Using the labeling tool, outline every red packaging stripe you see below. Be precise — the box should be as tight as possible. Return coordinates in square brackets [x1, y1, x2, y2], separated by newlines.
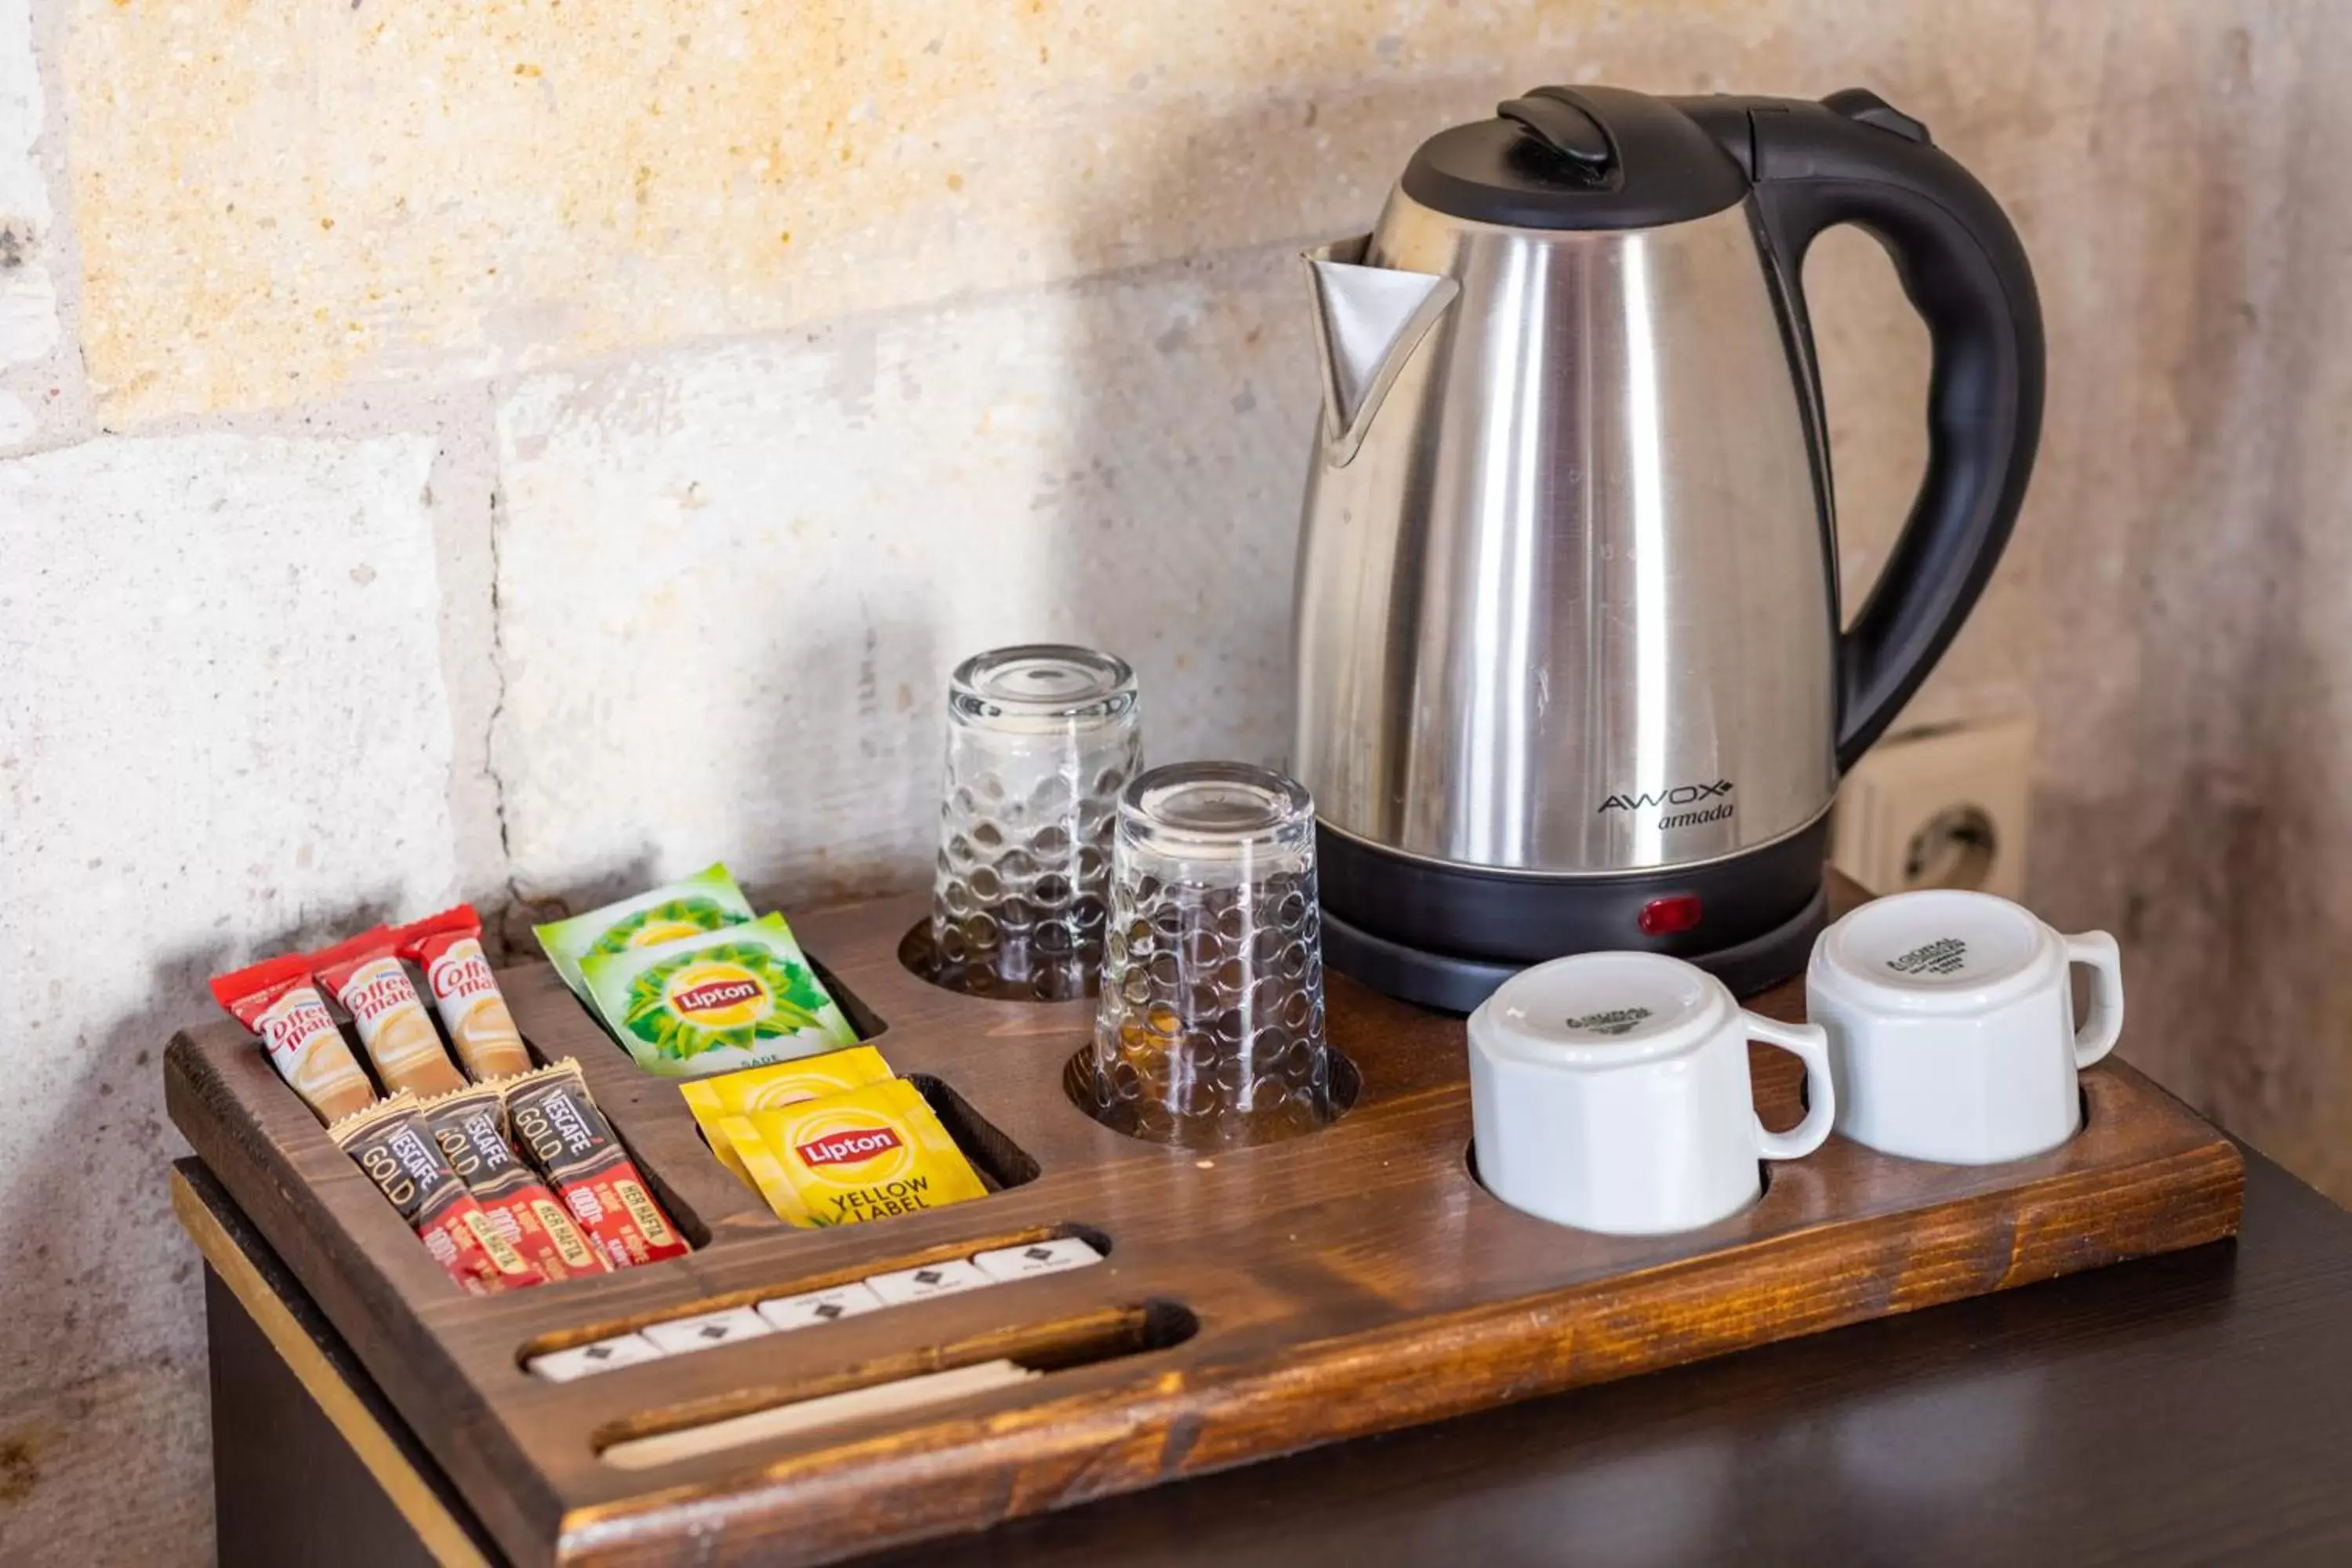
[504, 1061, 688, 1269]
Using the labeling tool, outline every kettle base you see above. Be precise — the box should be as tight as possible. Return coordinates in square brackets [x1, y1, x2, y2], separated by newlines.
[1320, 884, 1828, 1014]
[1313, 815, 1834, 1013]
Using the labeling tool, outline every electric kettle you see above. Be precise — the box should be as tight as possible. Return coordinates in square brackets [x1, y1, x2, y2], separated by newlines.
[1292, 85, 2042, 1009]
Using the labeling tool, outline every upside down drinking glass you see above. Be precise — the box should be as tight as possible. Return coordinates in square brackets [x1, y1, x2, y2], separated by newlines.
[1080, 762, 1334, 1147]
[929, 645, 1142, 1000]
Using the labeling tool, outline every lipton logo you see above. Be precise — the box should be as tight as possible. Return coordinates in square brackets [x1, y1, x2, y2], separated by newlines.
[673, 978, 764, 1014]
[795, 1126, 902, 1167]
[1598, 780, 1734, 813]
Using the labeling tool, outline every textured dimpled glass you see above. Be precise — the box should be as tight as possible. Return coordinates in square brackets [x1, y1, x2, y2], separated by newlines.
[929, 645, 1142, 1000]
[1080, 762, 1334, 1148]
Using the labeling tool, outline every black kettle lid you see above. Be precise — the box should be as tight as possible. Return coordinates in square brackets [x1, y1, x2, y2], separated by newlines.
[1402, 85, 1750, 230]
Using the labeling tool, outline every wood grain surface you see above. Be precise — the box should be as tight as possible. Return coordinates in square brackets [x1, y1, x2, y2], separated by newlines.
[165, 876, 2244, 1567]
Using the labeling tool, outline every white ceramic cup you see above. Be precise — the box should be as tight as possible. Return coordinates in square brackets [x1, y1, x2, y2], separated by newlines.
[1467, 951, 1837, 1236]
[1806, 889, 2124, 1165]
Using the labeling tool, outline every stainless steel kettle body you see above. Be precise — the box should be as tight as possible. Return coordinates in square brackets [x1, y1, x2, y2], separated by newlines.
[1293, 86, 2043, 1008]
[1298, 195, 1838, 875]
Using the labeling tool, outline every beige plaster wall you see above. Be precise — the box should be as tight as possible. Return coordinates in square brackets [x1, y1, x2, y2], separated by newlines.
[3, 0, 2347, 1558]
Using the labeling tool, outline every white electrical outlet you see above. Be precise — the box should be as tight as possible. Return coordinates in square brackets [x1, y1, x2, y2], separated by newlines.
[1831, 717, 2034, 898]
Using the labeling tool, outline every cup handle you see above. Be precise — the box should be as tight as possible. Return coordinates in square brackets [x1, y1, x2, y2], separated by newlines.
[2063, 930, 2125, 1069]
[1744, 1014, 1838, 1161]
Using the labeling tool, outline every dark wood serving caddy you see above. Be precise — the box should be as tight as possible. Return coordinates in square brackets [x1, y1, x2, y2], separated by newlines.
[166, 874, 2244, 1567]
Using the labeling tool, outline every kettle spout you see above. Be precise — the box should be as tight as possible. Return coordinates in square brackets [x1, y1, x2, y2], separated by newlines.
[1304, 235, 1459, 465]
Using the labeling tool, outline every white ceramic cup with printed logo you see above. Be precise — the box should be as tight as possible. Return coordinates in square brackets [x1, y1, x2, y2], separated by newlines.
[1468, 951, 1837, 1236]
[1806, 890, 2124, 1165]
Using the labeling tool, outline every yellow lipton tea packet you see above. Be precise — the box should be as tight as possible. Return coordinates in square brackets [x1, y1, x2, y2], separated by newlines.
[723, 1080, 988, 1229]
[680, 1047, 895, 1185]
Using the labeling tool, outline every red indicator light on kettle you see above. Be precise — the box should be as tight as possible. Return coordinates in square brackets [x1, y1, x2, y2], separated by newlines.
[1639, 895, 1703, 937]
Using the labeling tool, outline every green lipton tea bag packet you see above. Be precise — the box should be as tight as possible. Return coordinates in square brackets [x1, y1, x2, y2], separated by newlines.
[580, 913, 858, 1079]
[534, 862, 755, 1002]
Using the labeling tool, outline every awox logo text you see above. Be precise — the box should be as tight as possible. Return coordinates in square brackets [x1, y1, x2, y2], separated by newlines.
[1595, 780, 1735, 813]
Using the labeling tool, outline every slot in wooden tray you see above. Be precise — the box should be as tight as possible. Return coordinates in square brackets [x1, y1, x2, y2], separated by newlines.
[165, 875, 2242, 1566]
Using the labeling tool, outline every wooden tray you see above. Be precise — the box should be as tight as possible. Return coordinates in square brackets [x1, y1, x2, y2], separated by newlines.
[166, 876, 2243, 1567]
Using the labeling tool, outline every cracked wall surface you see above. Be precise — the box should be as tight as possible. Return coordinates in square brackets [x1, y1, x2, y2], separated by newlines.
[9, 0, 2352, 1559]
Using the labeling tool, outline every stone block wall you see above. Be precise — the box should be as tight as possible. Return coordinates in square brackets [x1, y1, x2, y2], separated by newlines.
[5, 1, 2348, 1556]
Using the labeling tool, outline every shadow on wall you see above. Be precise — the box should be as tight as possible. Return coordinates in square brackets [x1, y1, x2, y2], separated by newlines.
[498, 849, 663, 956]
[0, 892, 409, 1555]
[499, 607, 937, 946]
[1029, 82, 1445, 789]
[478, 70, 1519, 923]
[709, 91, 1357, 909]
[729, 607, 941, 916]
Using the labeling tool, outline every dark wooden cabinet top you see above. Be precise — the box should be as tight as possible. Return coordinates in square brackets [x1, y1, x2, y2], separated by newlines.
[871, 1147, 2352, 1568]
[187, 1142, 2352, 1566]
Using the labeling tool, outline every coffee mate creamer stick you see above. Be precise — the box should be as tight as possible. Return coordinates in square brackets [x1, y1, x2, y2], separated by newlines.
[210, 952, 380, 1123]
[397, 906, 532, 1082]
[317, 928, 468, 1098]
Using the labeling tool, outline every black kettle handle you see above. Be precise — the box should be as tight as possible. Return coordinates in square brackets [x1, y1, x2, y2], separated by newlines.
[1688, 89, 2045, 771]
